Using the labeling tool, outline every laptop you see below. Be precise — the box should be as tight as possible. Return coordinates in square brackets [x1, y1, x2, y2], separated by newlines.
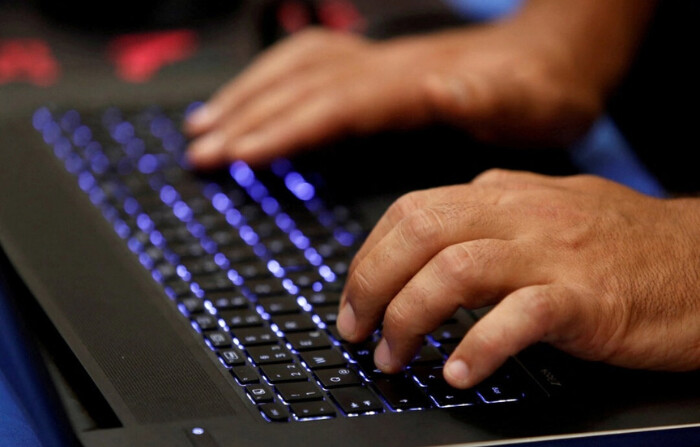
[0, 100, 699, 447]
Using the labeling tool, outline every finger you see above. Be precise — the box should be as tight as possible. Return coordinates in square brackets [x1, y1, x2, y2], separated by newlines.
[443, 284, 578, 389]
[339, 202, 520, 343]
[185, 29, 359, 135]
[471, 168, 564, 189]
[348, 182, 501, 278]
[187, 70, 337, 168]
[210, 70, 415, 166]
[373, 239, 542, 373]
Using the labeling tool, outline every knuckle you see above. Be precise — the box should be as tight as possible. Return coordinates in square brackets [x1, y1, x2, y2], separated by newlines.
[398, 207, 445, 247]
[383, 298, 415, 333]
[387, 191, 427, 223]
[472, 168, 513, 184]
[348, 263, 375, 300]
[433, 242, 485, 285]
[518, 288, 555, 329]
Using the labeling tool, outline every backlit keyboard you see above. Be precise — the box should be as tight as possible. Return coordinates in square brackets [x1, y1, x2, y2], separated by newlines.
[32, 104, 536, 422]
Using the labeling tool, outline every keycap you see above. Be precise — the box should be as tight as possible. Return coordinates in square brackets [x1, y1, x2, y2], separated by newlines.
[221, 309, 264, 328]
[286, 330, 332, 351]
[299, 348, 347, 369]
[259, 402, 289, 422]
[476, 382, 522, 403]
[232, 326, 278, 346]
[246, 384, 274, 403]
[276, 381, 325, 402]
[431, 323, 470, 343]
[312, 305, 338, 324]
[315, 367, 362, 388]
[428, 384, 480, 408]
[209, 295, 249, 310]
[206, 331, 232, 348]
[179, 297, 205, 314]
[261, 363, 308, 383]
[193, 314, 220, 331]
[305, 291, 340, 306]
[272, 314, 317, 332]
[245, 279, 287, 297]
[218, 347, 246, 366]
[329, 387, 383, 414]
[247, 344, 293, 364]
[412, 345, 444, 364]
[231, 366, 259, 384]
[195, 273, 237, 292]
[259, 296, 302, 315]
[372, 375, 432, 410]
[290, 401, 336, 419]
[165, 279, 191, 297]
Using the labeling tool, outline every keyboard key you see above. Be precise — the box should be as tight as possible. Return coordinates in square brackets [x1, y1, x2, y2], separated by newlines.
[245, 279, 287, 297]
[315, 367, 362, 388]
[299, 348, 347, 369]
[205, 331, 232, 348]
[312, 305, 338, 324]
[305, 291, 340, 306]
[276, 381, 325, 402]
[246, 384, 274, 403]
[231, 366, 259, 384]
[412, 345, 444, 364]
[179, 297, 205, 314]
[209, 295, 249, 310]
[428, 384, 480, 408]
[259, 402, 289, 422]
[195, 273, 237, 292]
[221, 309, 264, 328]
[329, 387, 383, 415]
[373, 375, 432, 411]
[247, 344, 293, 364]
[232, 326, 278, 346]
[193, 314, 220, 331]
[218, 347, 246, 366]
[476, 382, 522, 403]
[260, 363, 308, 383]
[259, 296, 302, 315]
[286, 330, 332, 351]
[431, 322, 470, 343]
[290, 401, 336, 419]
[272, 314, 317, 332]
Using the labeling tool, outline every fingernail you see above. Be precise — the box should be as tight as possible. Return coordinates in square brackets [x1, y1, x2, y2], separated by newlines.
[374, 338, 391, 370]
[186, 104, 215, 127]
[444, 359, 470, 386]
[189, 131, 226, 160]
[336, 300, 356, 340]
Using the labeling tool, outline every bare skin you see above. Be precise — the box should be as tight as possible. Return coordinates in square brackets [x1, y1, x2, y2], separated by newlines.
[179, 1, 700, 389]
[185, 1, 656, 168]
[336, 169, 700, 388]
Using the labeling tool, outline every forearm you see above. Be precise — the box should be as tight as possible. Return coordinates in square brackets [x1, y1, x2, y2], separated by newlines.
[508, 0, 659, 97]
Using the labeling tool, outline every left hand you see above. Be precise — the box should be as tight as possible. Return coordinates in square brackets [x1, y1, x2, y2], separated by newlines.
[336, 169, 700, 388]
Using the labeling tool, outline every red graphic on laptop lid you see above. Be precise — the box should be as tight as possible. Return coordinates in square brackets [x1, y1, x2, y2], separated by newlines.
[108, 30, 197, 83]
[0, 39, 60, 87]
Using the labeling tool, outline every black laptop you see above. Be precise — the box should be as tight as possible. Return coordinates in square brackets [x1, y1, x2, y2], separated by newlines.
[0, 100, 699, 447]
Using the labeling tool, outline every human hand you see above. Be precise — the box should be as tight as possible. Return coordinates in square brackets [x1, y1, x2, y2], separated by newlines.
[185, 19, 604, 168]
[336, 169, 700, 389]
